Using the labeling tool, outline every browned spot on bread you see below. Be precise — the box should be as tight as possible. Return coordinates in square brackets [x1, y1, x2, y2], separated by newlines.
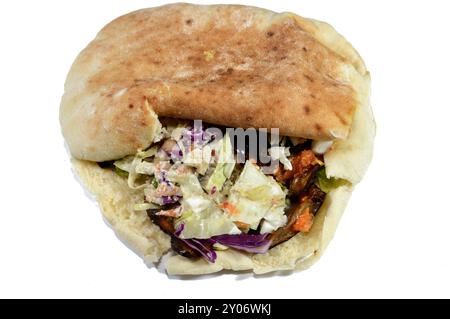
[128, 104, 134, 109]
[303, 105, 310, 114]
[266, 31, 274, 37]
[185, 19, 193, 25]
[304, 74, 314, 82]
[315, 123, 322, 132]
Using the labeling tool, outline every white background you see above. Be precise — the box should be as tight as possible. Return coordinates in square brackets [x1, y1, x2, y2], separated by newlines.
[1, 0, 449, 298]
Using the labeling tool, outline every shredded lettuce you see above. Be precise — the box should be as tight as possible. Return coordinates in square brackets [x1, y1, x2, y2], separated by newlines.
[135, 161, 155, 175]
[114, 166, 129, 178]
[151, 177, 158, 189]
[315, 167, 347, 193]
[167, 171, 204, 195]
[115, 146, 158, 189]
[136, 147, 158, 159]
[173, 125, 213, 175]
[205, 168, 226, 194]
[227, 161, 287, 232]
[171, 126, 188, 142]
[113, 156, 134, 172]
[204, 133, 235, 193]
[168, 172, 240, 239]
[260, 206, 287, 234]
[176, 208, 241, 239]
[182, 145, 212, 175]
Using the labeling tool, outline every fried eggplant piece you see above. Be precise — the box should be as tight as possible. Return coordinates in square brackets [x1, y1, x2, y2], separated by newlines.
[269, 185, 326, 247]
[147, 209, 201, 258]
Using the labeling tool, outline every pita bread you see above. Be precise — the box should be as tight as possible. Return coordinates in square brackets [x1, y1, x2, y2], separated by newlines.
[60, 3, 366, 162]
[63, 3, 375, 275]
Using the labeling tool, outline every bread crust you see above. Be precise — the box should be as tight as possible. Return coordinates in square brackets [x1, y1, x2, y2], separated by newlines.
[60, 3, 366, 162]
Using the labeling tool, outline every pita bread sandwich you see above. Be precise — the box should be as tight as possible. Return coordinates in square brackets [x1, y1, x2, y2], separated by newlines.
[60, 3, 375, 275]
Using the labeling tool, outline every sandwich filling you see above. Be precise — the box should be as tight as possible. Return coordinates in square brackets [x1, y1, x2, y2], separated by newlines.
[97, 119, 347, 262]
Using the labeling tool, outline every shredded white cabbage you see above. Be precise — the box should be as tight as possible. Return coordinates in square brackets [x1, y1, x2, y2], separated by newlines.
[227, 161, 287, 231]
[204, 133, 235, 193]
[135, 161, 155, 175]
[111, 122, 297, 238]
[176, 209, 241, 239]
[269, 146, 292, 170]
[182, 145, 212, 175]
[171, 126, 187, 142]
[115, 146, 158, 189]
[168, 172, 240, 239]
[136, 147, 157, 159]
[260, 207, 288, 233]
[113, 156, 134, 172]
